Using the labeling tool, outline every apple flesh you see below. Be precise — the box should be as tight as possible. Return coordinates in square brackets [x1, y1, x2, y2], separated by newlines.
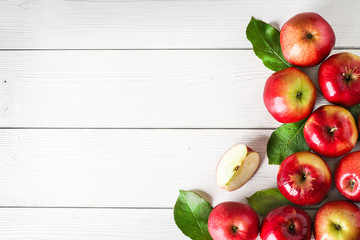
[319, 52, 360, 107]
[208, 202, 259, 240]
[280, 12, 335, 67]
[314, 200, 360, 240]
[303, 105, 358, 158]
[335, 151, 360, 202]
[277, 151, 331, 206]
[260, 205, 312, 240]
[216, 144, 260, 191]
[263, 67, 316, 123]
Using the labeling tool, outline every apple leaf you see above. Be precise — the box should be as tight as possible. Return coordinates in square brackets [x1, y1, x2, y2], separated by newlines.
[267, 118, 309, 165]
[246, 17, 292, 71]
[246, 188, 293, 216]
[347, 104, 360, 125]
[174, 190, 213, 240]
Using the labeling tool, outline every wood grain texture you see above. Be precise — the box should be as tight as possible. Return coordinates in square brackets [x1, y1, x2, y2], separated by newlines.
[0, 208, 185, 240]
[0, 207, 320, 240]
[0, 128, 276, 207]
[1, 1, 360, 239]
[0, 0, 359, 49]
[0, 49, 344, 128]
[0, 128, 356, 208]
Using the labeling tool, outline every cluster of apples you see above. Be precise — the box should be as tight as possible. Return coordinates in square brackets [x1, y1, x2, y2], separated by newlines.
[211, 12, 360, 240]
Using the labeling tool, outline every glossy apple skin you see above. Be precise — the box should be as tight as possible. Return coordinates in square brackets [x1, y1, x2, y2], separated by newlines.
[314, 201, 360, 240]
[280, 12, 335, 67]
[277, 151, 331, 206]
[304, 105, 358, 158]
[263, 67, 316, 123]
[319, 52, 360, 107]
[260, 205, 312, 240]
[208, 202, 259, 240]
[335, 151, 360, 202]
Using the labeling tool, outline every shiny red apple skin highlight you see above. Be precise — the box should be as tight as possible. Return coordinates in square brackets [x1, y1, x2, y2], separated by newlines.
[303, 105, 358, 158]
[277, 152, 331, 206]
[280, 12, 335, 67]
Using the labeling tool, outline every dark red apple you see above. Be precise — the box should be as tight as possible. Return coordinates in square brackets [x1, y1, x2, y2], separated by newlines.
[277, 151, 331, 206]
[314, 201, 360, 240]
[208, 202, 259, 240]
[303, 105, 358, 158]
[335, 151, 360, 202]
[260, 205, 312, 240]
[263, 67, 316, 123]
[280, 12, 335, 67]
[319, 52, 360, 107]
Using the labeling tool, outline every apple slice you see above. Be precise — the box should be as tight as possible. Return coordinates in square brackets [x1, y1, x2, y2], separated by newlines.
[216, 144, 260, 191]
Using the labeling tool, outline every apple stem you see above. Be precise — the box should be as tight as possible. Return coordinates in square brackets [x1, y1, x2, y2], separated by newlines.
[350, 179, 356, 190]
[288, 224, 295, 232]
[329, 127, 337, 133]
[302, 172, 308, 181]
[335, 224, 341, 231]
[342, 72, 355, 83]
[296, 91, 302, 100]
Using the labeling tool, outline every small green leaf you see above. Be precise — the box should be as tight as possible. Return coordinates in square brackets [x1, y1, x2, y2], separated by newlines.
[246, 17, 292, 71]
[347, 104, 360, 124]
[267, 118, 309, 165]
[347, 104, 360, 141]
[246, 188, 293, 216]
[174, 190, 213, 240]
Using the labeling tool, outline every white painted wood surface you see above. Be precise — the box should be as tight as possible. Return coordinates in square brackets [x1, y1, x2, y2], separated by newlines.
[0, 0, 360, 49]
[0, 129, 278, 207]
[0, 0, 360, 239]
[1, 49, 345, 128]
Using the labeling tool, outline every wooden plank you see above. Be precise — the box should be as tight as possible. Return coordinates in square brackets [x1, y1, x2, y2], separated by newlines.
[0, 208, 319, 240]
[0, 0, 359, 49]
[0, 128, 356, 208]
[0, 128, 276, 207]
[0, 49, 342, 128]
[0, 208, 185, 240]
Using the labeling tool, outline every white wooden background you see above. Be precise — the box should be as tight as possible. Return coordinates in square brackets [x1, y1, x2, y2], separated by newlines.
[1, 0, 360, 239]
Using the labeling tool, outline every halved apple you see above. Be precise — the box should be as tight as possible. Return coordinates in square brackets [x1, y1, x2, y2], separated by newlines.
[216, 144, 260, 191]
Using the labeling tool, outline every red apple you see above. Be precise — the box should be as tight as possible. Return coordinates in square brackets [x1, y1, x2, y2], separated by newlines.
[260, 205, 312, 240]
[335, 151, 360, 202]
[216, 144, 260, 191]
[319, 52, 360, 107]
[314, 200, 360, 240]
[263, 67, 316, 123]
[208, 202, 259, 240]
[303, 105, 358, 158]
[280, 12, 335, 67]
[277, 151, 331, 206]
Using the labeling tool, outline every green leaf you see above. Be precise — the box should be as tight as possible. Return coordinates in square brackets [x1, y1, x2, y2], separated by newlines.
[174, 190, 213, 240]
[246, 17, 292, 71]
[246, 188, 293, 216]
[267, 118, 309, 165]
[347, 104, 360, 141]
[347, 104, 360, 124]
